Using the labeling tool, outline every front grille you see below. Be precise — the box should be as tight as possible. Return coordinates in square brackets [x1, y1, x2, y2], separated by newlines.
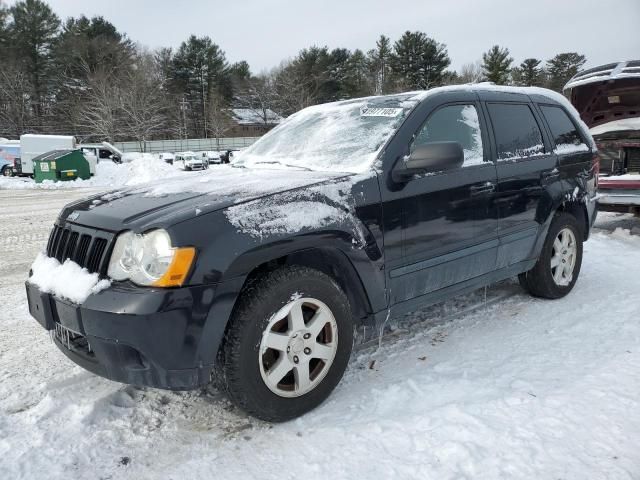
[46, 225, 111, 275]
[626, 147, 640, 173]
[598, 147, 623, 175]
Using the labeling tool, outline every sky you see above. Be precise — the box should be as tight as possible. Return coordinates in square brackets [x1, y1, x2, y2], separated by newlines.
[31, 0, 640, 74]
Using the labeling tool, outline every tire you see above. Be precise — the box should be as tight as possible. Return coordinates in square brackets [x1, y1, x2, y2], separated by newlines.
[2, 166, 13, 177]
[519, 212, 583, 299]
[217, 265, 353, 422]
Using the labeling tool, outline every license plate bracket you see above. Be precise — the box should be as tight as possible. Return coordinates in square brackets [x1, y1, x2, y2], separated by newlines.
[25, 282, 54, 330]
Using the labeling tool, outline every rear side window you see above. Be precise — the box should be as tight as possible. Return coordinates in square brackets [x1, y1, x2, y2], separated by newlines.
[487, 103, 544, 161]
[539, 105, 584, 147]
[413, 104, 484, 167]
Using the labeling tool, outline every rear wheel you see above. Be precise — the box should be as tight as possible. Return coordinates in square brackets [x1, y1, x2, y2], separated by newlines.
[217, 266, 353, 422]
[519, 212, 583, 299]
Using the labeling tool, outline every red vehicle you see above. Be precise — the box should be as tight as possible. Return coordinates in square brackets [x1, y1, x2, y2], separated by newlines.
[564, 60, 640, 215]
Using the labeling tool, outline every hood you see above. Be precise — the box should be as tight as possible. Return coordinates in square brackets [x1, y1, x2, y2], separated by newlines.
[569, 76, 640, 132]
[60, 165, 347, 232]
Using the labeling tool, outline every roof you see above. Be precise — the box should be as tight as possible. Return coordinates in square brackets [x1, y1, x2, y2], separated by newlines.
[32, 150, 76, 161]
[231, 108, 283, 125]
[564, 60, 640, 91]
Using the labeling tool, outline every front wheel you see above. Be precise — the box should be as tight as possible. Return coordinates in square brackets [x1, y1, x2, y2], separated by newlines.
[217, 266, 353, 422]
[2, 166, 13, 177]
[519, 212, 583, 299]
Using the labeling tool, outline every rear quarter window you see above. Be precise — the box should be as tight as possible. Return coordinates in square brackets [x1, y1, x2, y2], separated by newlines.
[487, 103, 544, 161]
[539, 105, 585, 148]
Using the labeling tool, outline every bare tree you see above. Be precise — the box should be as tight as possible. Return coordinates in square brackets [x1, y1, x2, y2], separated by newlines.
[120, 53, 166, 151]
[271, 61, 314, 116]
[206, 90, 232, 148]
[235, 75, 279, 125]
[458, 61, 484, 84]
[80, 68, 124, 141]
[0, 64, 33, 137]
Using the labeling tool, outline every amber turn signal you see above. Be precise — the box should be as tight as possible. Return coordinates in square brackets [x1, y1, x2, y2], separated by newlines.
[152, 247, 196, 287]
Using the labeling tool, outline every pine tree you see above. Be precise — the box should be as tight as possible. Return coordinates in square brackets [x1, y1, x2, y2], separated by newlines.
[8, 0, 60, 120]
[519, 58, 543, 86]
[53, 15, 134, 78]
[546, 52, 586, 92]
[168, 35, 229, 137]
[391, 31, 450, 90]
[344, 49, 370, 97]
[369, 35, 392, 94]
[0, 1, 9, 52]
[482, 45, 512, 85]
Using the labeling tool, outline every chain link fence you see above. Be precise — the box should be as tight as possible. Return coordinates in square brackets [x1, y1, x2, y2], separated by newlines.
[113, 136, 260, 153]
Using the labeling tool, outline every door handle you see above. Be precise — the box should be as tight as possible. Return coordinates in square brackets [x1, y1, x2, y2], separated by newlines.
[470, 181, 495, 196]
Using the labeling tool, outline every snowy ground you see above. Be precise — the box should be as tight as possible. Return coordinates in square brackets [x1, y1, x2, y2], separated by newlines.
[1, 188, 639, 479]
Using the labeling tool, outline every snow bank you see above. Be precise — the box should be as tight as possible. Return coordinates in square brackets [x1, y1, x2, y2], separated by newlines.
[0, 155, 180, 191]
[28, 252, 111, 304]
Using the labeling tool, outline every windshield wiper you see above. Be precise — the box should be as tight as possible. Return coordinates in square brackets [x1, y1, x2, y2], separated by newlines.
[252, 160, 313, 171]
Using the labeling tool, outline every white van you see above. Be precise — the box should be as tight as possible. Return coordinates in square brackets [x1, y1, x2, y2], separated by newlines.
[18, 135, 76, 176]
[175, 152, 207, 171]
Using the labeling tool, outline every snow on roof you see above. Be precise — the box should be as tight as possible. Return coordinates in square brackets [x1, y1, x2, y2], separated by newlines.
[564, 60, 640, 91]
[590, 117, 640, 136]
[231, 108, 283, 125]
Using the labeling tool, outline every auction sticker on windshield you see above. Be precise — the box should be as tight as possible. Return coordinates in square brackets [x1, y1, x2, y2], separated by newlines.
[360, 107, 404, 117]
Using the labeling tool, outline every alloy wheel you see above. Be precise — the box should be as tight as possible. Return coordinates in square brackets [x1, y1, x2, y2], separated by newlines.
[551, 227, 577, 286]
[259, 297, 338, 398]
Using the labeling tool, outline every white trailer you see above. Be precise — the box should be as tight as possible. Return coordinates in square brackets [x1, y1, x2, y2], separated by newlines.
[18, 134, 76, 176]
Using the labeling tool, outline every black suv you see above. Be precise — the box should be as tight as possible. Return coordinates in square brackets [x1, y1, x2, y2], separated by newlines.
[26, 86, 598, 421]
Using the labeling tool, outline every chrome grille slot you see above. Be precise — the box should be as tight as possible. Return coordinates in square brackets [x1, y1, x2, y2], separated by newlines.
[44, 225, 112, 275]
[86, 238, 107, 274]
[74, 234, 91, 265]
[55, 229, 69, 262]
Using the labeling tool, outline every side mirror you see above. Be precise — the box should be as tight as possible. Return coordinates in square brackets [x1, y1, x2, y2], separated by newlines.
[393, 141, 464, 182]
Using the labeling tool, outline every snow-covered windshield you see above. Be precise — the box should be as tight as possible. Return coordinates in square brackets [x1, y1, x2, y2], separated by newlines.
[235, 93, 424, 173]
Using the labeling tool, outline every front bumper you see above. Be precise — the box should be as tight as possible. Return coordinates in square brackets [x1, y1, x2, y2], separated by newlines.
[597, 178, 640, 212]
[25, 279, 235, 390]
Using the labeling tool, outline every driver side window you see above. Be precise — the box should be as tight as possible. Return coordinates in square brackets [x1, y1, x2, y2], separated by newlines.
[413, 104, 485, 167]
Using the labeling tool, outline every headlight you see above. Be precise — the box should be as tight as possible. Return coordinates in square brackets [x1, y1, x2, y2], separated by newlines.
[107, 229, 195, 287]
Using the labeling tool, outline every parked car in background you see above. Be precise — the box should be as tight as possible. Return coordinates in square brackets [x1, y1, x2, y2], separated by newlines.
[200, 151, 223, 164]
[0, 140, 20, 176]
[220, 149, 236, 163]
[26, 85, 597, 422]
[1, 158, 14, 177]
[79, 142, 123, 164]
[175, 151, 207, 170]
[159, 152, 175, 165]
[565, 60, 640, 215]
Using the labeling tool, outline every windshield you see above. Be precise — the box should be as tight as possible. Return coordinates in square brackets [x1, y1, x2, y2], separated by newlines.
[235, 92, 425, 173]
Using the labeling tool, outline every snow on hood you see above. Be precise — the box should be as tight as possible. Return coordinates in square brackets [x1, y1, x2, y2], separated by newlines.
[28, 252, 111, 304]
[65, 165, 348, 231]
[122, 164, 342, 199]
[225, 172, 373, 244]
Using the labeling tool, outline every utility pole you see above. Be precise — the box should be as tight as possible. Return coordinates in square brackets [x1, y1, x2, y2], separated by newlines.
[179, 97, 188, 140]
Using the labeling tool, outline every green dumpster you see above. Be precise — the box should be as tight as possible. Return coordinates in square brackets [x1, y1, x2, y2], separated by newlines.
[33, 150, 90, 183]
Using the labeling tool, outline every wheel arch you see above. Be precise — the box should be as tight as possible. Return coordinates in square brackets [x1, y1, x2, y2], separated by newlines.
[233, 246, 376, 326]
